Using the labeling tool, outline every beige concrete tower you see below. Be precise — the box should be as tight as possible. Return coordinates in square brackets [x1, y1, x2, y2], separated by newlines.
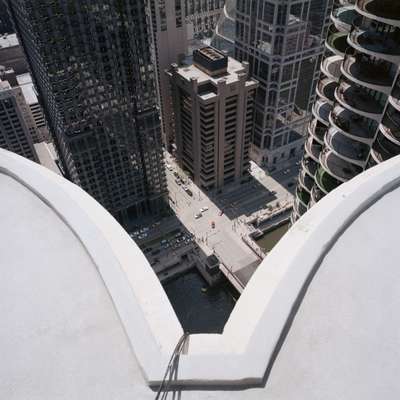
[167, 47, 258, 190]
[147, 0, 188, 150]
[0, 79, 38, 162]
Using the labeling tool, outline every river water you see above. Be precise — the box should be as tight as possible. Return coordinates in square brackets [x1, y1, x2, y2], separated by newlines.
[163, 270, 237, 333]
[255, 222, 290, 253]
[163, 223, 290, 333]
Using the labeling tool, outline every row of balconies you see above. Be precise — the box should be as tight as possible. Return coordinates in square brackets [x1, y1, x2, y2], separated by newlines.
[325, 127, 370, 166]
[329, 105, 376, 143]
[298, 170, 314, 193]
[331, 5, 358, 32]
[335, 80, 385, 120]
[341, 52, 395, 94]
[356, 0, 400, 27]
[293, 0, 400, 223]
[349, 23, 400, 64]
[314, 165, 342, 194]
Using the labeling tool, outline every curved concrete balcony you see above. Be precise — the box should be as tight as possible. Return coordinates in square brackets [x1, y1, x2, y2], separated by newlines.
[310, 185, 326, 204]
[356, 0, 400, 28]
[371, 131, 400, 163]
[369, 148, 380, 164]
[320, 149, 363, 182]
[335, 81, 384, 120]
[302, 156, 318, 178]
[315, 166, 341, 194]
[330, 105, 377, 143]
[316, 78, 337, 104]
[305, 136, 324, 163]
[379, 122, 400, 147]
[298, 170, 315, 193]
[312, 98, 332, 126]
[326, 29, 349, 56]
[391, 81, 400, 104]
[366, 153, 379, 168]
[296, 186, 311, 208]
[290, 211, 299, 224]
[341, 53, 395, 94]
[348, 26, 400, 64]
[308, 119, 327, 145]
[331, 6, 358, 33]
[325, 127, 370, 166]
[380, 105, 400, 144]
[293, 195, 308, 217]
[388, 92, 400, 112]
[321, 55, 343, 82]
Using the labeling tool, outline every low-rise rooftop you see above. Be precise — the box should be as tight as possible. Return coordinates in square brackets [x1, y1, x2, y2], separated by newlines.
[174, 52, 251, 86]
[0, 33, 19, 49]
[16, 73, 38, 105]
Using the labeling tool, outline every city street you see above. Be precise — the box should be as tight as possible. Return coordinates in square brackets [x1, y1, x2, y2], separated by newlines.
[165, 152, 298, 290]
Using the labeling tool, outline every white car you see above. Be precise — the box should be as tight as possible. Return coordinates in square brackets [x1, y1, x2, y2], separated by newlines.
[194, 213, 202, 219]
[200, 206, 209, 212]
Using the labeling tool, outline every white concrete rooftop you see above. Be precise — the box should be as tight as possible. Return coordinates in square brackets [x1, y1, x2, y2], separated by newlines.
[177, 56, 250, 85]
[1, 148, 400, 399]
[33, 142, 62, 175]
[0, 33, 19, 49]
[16, 73, 38, 105]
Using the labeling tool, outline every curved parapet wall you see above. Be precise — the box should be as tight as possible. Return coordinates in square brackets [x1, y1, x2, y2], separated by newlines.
[2, 148, 400, 398]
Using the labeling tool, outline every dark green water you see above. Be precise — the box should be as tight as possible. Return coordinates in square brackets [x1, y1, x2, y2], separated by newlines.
[255, 222, 290, 253]
[163, 270, 237, 333]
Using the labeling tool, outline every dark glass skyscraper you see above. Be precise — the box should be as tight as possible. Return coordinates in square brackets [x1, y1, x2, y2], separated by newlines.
[0, 0, 13, 34]
[6, 0, 167, 224]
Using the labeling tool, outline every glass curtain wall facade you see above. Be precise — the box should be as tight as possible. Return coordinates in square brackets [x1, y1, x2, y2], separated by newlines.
[185, 0, 225, 39]
[235, 0, 334, 168]
[211, 0, 236, 56]
[7, 0, 167, 225]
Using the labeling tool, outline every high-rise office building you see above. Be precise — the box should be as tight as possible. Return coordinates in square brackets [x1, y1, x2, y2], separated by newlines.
[168, 47, 258, 190]
[16, 73, 50, 143]
[148, 1, 226, 150]
[0, 79, 38, 161]
[235, 0, 334, 168]
[211, 0, 236, 56]
[0, 69, 50, 144]
[0, 0, 13, 34]
[185, 0, 225, 39]
[7, 0, 167, 224]
[292, 0, 400, 223]
[147, 0, 188, 150]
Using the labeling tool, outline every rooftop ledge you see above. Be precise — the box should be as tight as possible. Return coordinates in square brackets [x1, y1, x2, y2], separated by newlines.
[2, 148, 400, 393]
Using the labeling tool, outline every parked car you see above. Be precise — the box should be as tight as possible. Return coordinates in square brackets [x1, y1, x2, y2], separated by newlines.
[200, 206, 209, 212]
[194, 213, 202, 219]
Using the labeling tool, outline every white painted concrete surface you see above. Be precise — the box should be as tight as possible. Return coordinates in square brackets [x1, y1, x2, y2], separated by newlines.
[2, 148, 400, 399]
